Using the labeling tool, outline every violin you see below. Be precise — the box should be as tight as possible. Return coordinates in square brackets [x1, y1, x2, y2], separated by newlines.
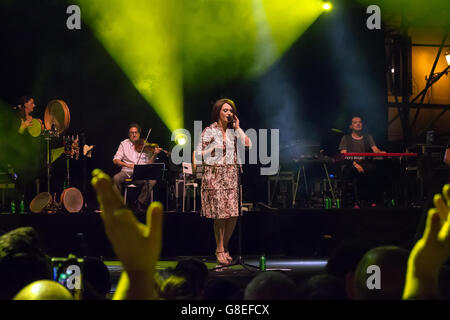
[133, 139, 170, 155]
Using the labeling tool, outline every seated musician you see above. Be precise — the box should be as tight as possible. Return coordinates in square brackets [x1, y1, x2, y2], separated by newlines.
[113, 123, 162, 212]
[338, 116, 385, 207]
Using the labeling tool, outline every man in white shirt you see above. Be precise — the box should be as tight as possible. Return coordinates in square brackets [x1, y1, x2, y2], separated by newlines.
[113, 123, 161, 211]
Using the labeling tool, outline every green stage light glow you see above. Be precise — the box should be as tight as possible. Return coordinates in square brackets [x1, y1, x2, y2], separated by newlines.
[181, 0, 324, 84]
[77, 0, 183, 132]
[77, 0, 323, 129]
[0, 99, 40, 174]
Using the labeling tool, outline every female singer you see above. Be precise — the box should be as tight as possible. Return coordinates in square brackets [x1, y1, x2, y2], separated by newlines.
[196, 98, 252, 266]
[11, 96, 42, 206]
[15, 96, 38, 134]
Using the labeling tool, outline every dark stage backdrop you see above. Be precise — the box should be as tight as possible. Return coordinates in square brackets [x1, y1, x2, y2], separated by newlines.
[0, 0, 387, 208]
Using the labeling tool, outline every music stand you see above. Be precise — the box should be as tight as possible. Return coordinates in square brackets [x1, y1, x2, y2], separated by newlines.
[132, 163, 166, 181]
[124, 163, 166, 208]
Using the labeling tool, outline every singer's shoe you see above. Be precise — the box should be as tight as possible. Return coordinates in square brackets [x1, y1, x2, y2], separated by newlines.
[224, 251, 233, 263]
[215, 251, 230, 266]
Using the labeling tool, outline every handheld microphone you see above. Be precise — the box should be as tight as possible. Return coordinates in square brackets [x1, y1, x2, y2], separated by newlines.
[227, 115, 235, 128]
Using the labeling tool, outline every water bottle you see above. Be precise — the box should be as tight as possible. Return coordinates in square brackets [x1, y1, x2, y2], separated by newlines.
[10, 201, 16, 214]
[335, 198, 341, 209]
[19, 197, 25, 214]
[324, 197, 332, 209]
[322, 195, 328, 209]
[259, 254, 266, 271]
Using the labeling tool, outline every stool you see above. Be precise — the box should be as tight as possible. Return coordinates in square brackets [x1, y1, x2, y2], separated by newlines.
[123, 179, 153, 206]
[175, 179, 198, 212]
[183, 181, 198, 212]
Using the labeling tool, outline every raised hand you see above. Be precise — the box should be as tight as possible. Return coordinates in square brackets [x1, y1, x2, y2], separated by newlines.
[91, 169, 163, 299]
[403, 184, 450, 299]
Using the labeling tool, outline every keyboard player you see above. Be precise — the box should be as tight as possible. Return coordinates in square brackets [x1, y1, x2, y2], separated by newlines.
[338, 116, 385, 207]
[113, 123, 162, 212]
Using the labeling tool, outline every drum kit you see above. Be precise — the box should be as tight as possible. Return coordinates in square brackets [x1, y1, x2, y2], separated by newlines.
[28, 100, 86, 214]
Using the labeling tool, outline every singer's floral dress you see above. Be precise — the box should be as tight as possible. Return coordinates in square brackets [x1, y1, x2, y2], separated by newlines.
[197, 122, 239, 219]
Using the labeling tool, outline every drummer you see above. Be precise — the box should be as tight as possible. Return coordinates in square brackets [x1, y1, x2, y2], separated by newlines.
[11, 96, 44, 208]
[14, 96, 43, 135]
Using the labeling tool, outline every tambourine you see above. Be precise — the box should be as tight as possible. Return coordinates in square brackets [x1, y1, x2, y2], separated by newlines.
[27, 118, 43, 137]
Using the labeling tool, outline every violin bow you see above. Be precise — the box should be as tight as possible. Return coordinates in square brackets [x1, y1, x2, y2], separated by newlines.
[136, 128, 152, 165]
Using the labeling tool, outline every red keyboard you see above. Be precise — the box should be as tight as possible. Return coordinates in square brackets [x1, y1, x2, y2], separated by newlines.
[342, 153, 418, 160]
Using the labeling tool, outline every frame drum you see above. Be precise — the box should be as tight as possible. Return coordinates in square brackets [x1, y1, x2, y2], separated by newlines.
[27, 118, 42, 137]
[30, 192, 52, 213]
[44, 99, 70, 135]
[60, 187, 83, 213]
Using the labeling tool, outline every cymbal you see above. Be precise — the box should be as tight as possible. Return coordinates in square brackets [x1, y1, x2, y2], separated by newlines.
[331, 128, 344, 134]
[44, 100, 70, 134]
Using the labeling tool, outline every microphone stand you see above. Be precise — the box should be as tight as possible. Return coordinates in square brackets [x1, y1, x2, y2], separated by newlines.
[81, 133, 87, 212]
[43, 126, 60, 213]
[214, 120, 258, 272]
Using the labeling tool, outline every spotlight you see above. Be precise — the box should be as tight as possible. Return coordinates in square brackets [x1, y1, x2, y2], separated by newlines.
[175, 134, 187, 146]
[322, 2, 332, 11]
[445, 51, 450, 66]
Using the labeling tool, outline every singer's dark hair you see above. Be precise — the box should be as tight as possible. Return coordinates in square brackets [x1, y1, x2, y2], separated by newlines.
[14, 96, 33, 120]
[211, 98, 236, 123]
[128, 123, 142, 133]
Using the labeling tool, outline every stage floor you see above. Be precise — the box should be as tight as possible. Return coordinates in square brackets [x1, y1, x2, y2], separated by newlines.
[105, 256, 328, 294]
[0, 207, 423, 258]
